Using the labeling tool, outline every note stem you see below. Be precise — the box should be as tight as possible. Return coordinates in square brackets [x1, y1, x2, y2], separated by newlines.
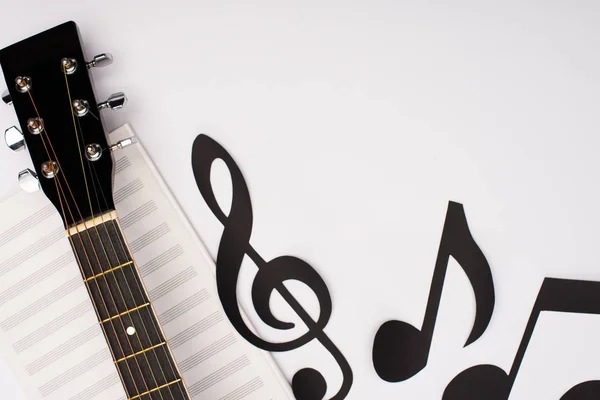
[507, 278, 600, 386]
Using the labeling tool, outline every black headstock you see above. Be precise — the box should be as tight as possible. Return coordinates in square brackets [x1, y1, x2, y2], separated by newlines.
[0, 21, 118, 228]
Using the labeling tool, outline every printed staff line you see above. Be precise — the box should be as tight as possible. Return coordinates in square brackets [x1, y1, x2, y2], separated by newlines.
[0, 205, 54, 248]
[13, 300, 91, 353]
[100, 302, 151, 324]
[69, 372, 120, 400]
[114, 342, 166, 363]
[0, 277, 81, 331]
[128, 379, 181, 400]
[83, 261, 133, 282]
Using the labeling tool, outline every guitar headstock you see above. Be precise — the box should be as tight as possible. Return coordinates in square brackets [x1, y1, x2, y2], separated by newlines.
[0, 21, 127, 228]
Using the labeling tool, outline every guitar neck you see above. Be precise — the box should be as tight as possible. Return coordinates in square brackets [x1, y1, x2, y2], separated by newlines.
[67, 212, 190, 400]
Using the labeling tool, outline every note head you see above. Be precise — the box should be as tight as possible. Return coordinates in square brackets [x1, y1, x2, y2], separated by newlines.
[443, 364, 509, 400]
[292, 368, 327, 400]
[561, 381, 600, 400]
[373, 320, 429, 382]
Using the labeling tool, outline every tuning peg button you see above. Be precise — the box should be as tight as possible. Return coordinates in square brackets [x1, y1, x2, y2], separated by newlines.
[98, 92, 127, 111]
[109, 137, 136, 151]
[18, 169, 40, 193]
[5, 126, 25, 152]
[87, 53, 113, 69]
[2, 90, 11, 105]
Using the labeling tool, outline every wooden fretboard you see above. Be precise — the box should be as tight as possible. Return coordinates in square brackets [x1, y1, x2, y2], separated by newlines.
[68, 214, 190, 400]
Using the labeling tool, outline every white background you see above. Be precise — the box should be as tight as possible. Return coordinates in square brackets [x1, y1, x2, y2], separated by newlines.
[1, 1, 600, 399]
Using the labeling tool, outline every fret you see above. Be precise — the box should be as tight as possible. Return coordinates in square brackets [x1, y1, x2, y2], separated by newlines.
[148, 381, 189, 400]
[102, 304, 165, 360]
[84, 261, 134, 282]
[101, 302, 151, 323]
[130, 379, 182, 400]
[72, 222, 149, 322]
[67, 217, 189, 399]
[117, 339, 181, 398]
[70, 221, 131, 280]
[85, 264, 149, 321]
[115, 342, 167, 363]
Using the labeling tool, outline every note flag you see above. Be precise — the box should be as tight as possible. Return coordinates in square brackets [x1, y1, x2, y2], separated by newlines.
[443, 278, 600, 400]
[372, 201, 496, 382]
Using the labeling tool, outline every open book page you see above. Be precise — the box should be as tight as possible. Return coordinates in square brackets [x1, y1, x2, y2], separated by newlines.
[0, 124, 293, 400]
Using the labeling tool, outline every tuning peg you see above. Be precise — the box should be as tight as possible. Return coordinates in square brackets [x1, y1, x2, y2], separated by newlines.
[109, 136, 136, 152]
[98, 92, 127, 111]
[18, 169, 40, 193]
[86, 53, 113, 69]
[2, 90, 11, 105]
[5, 126, 25, 152]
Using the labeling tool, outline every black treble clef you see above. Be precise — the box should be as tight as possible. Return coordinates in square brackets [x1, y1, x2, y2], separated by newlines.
[191, 134, 353, 400]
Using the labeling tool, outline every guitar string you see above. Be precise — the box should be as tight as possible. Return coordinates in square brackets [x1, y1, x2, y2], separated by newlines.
[54, 161, 147, 398]
[88, 161, 189, 400]
[86, 151, 184, 400]
[26, 90, 154, 399]
[61, 69, 166, 400]
[25, 90, 144, 399]
[91, 160, 189, 400]
[75, 113, 180, 400]
[58, 177, 162, 400]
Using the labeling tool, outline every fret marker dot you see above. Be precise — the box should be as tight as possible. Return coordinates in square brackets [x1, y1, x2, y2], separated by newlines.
[126, 326, 136, 336]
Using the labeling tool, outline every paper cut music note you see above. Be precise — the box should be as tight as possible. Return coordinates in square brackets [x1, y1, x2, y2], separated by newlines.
[561, 380, 600, 399]
[192, 134, 353, 400]
[443, 278, 600, 400]
[372, 201, 496, 382]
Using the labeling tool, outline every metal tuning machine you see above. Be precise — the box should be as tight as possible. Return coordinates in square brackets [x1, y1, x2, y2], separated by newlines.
[4, 126, 25, 152]
[1, 89, 11, 105]
[86, 53, 113, 69]
[18, 168, 40, 193]
[98, 92, 127, 111]
[109, 136, 136, 152]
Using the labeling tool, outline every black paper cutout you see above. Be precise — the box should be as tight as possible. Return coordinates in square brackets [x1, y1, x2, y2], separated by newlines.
[561, 380, 600, 399]
[191, 134, 353, 400]
[443, 278, 600, 400]
[293, 368, 327, 400]
[372, 201, 495, 382]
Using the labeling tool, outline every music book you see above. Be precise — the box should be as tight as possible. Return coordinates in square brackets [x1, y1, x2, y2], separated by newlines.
[0, 124, 294, 400]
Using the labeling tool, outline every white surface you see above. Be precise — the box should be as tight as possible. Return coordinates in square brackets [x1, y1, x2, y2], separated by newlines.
[0, 1, 600, 399]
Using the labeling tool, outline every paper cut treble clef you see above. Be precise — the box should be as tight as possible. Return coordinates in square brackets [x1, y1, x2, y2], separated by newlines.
[191, 134, 353, 400]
